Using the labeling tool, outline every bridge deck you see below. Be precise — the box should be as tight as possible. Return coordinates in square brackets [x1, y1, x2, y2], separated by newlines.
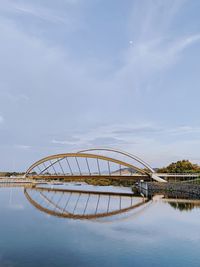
[27, 175, 150, 181]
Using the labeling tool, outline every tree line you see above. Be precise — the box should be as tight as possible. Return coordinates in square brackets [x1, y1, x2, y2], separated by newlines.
[157, 160, 200, 173]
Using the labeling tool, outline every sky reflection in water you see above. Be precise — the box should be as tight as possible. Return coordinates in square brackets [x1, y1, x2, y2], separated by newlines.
[0, 187, 200, 267]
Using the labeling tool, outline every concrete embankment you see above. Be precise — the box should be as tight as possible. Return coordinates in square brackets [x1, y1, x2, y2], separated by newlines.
[147, 182, 200, 199]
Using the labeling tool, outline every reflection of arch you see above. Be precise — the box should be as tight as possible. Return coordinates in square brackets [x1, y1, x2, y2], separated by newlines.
[24, 187, 149, 220]
[25, 149, 166, 182]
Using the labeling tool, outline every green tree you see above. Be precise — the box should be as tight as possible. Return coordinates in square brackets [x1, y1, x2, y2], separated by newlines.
[158, 160, 200, 173]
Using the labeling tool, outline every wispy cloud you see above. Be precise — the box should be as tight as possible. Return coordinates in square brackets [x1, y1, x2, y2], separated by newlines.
[0, 0, 84, 32]
[0, 91, 29, 103]
[0, 0, 200, 169]
[167, 125, 200, 135]
[50, 122, 200, 154]
[50, 123, 160, 149]
[15, 144, 31, 150]
[14, 5, 70, 24]
[116, 34, 200, 94]
[51, 139, 79, 145]
[115, 0, 200, 93]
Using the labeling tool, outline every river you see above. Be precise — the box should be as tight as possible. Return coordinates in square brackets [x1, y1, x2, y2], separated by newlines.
[0, 185, 200, 267]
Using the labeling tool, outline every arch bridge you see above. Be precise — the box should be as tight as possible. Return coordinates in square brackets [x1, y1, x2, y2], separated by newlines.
[25, 148, 166, 182]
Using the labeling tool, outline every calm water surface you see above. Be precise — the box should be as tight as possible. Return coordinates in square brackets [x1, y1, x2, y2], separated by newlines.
[0, 186, 200, 267]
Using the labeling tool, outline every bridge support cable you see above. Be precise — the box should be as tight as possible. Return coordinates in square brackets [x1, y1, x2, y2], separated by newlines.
[73, 193, 81, 214]
[49, 160, 58, 175]
[107, 195, 111, 213]
[83, 194, 90, 215]
[40, 160, 60, 176]
[62, 192, 72, 213]
[46, 191, 57, 208]
[54, 192, 64, 211]
[120, 196, 122, 210]
[97, 158, 101, 176]
[58, 160, 65, 175]
[107, 161, 111, 176]
[42, 162, 47, 168]
[95, 195, 100, 214]
[37, 165, 42, 174]
[35, 192, 44, 206]
[119, 165, 121, 176]
[40, 191, 64, 213]
[39, 161, 53, 175]
[37, 192, 46, 206]
[43, 158, 65, 175]
[85, 158, 91, 175]
[75, 157, 82, 175]
[42, 162, 49, 175]
[40, 192, 56, 207]
[65, 158, 73, 176]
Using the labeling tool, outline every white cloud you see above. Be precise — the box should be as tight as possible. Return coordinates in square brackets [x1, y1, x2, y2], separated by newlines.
[51, 139, 76, 145]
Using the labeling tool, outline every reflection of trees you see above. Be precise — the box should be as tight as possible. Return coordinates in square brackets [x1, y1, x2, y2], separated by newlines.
[169, 202, 196, 211]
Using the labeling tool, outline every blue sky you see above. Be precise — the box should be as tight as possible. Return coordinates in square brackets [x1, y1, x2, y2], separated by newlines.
[0, 0, 200, 170]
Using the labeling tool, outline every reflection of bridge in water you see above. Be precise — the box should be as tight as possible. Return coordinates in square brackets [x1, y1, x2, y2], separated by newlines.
[1, 183, 199, 219]
[24, 186, 149, 220]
